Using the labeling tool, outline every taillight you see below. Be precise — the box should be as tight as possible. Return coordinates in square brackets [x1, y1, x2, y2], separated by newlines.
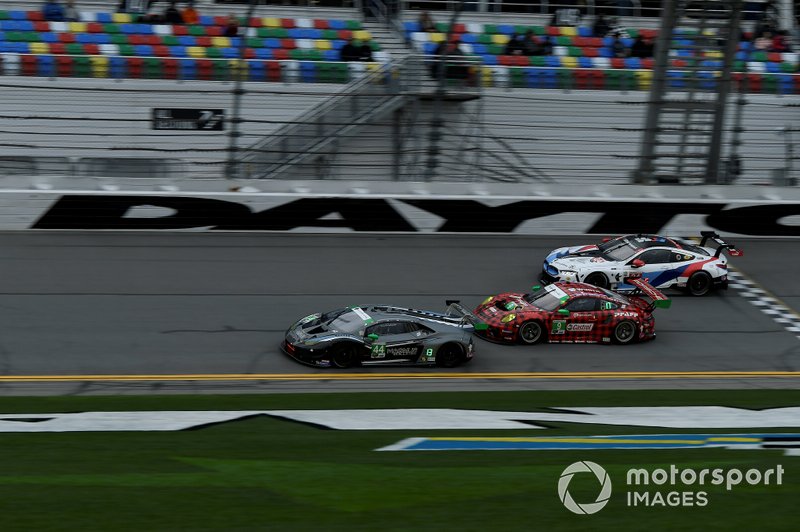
[718, 263, 727, 269]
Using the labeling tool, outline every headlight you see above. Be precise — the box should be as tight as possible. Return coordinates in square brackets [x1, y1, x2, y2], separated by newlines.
[481, 296, 494, 305]
[501, 314, 516, 323]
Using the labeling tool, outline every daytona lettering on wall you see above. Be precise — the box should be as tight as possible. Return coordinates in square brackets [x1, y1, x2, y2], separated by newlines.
[30, 195, 800, 237]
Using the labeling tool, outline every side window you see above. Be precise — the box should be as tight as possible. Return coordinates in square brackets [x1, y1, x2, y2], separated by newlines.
[407, 323, 434, 336]
[565, 298, 599, 312]
[671, 252, 694, 262]
[367, 322, 404, 336]
[637, 249, 671, 264]
[600, 300, 618, 311]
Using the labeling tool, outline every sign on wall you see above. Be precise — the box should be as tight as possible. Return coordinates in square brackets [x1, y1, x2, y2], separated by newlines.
[152, 108, 225, 131]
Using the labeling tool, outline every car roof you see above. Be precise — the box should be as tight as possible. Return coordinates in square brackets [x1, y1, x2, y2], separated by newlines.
[553, 282, 627, 301]
[357, 305, 460, 328]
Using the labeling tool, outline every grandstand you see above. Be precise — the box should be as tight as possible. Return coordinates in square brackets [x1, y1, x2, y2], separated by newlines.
[0, 0, 795, 185]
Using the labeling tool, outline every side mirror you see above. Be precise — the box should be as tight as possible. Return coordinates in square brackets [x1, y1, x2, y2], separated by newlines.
[531, 285, 542, 292]
[558, 309, 570, 316]
[602, 237, 611, 243]
[367, 333, 379, 341]
[631, 259, 645, 268]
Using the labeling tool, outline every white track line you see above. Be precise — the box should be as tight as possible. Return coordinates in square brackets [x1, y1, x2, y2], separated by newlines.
[728, 268, 800, 341]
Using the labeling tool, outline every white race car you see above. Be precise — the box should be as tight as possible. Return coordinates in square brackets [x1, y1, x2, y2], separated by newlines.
[540, 232, 742, 296]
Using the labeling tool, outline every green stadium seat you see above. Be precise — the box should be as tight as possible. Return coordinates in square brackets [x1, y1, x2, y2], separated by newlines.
[556, 36, 572, 46]
[530, 56, 546, 67]
[265, 28, 288, 38]
[483, 24, 498, 34]
[73, 56, 91, 77]
[189, 25, 206, 36]
[510, 67, 526, 88]
[345, 20, 361, 30]
[212, 59, 229, 80]
[144, 57, 163, 78]
[111, 34, 128, 45]
[762, 73, 778, 93]
[557, 69, 574, 89]
[65, 43, 84, 55]
[103, 23, 120, 33]
[779, 62, 796, 73]
[477, 34, 493, 45]
[246, 37, 263, 48]
[161, 35, 179, 46]
[487, 44, 504, 55]
[118, 44, 135, 56]
[205, 47, 222, 58]
[0, 11, 9, 20]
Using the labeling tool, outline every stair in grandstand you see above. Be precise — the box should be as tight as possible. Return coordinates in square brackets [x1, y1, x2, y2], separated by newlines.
[636, 0, 745, 185]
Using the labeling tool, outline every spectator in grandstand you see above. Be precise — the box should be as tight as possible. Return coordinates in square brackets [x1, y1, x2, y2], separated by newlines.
[504, 33, 525, 56]
[430, 39, 468, 81]
[522, 30, 543, 56]
[770, 30, 791, 53]
[118, 0, 152, 15]
[223, 14, 239, 37]
[358, 39, 374, 62]
[611, 33, 628, 58]
[42, 0, 65, 21]
[163, 1, 184, 25]
[182, 1, 199, 25]
[64, 0, 79, 22]
[418, 10, 436, 32]
[754, 31, 772, 51]
[630, 35, 652, 58]
[592, 14, 610, 38]
[541, 34, 553, 55]
[340, 38, 360, 62]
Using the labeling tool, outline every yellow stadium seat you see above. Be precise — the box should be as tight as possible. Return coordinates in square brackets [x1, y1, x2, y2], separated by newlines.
[561, 56, 578, 68]
[263, 17, 280, 28]
[429, 32, 445, 43]
[90, 55, 108, 78]
[481, 66, 493, 87]
[705, 50, 723, 59]
[68, 22, 87, 33]
[29, 42, 48, 54]
[211, 37, 231, 48]
[636, 69, 652, 90]
[352, 30, 371, 41]
[315, 39, 332, 51]
[186, 46, 206, 58]
[366, 62, 380, 72]
[560, 26, 577, 36]
[112, 13, 132, 24]
[492, 34, 510, 45]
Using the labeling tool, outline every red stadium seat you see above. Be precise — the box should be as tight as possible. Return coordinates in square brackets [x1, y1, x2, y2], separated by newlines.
[272, 48, 289, 60]
[27, 11, 44, 21]
[127, 57, 144, 78]
[313, 19, 328, 29]
[197, 59, 213, 80]
[87, 22, 104, 33]
[498, 55, 513, 66]
[213, 16, 228, 26]
[795, 74, 800, 95]
[56, 55, 73, 76]
[511, 55, 528, 66]
[640, 29, 657, 39]
[281, 18, 295, 29]
[732, 72, 746, 91]
[49, 42, 66, 54]
[582, 47, 599, 57]
[129, 34, 147, 45]
[243, 48, 256, 59]
[767, 52, 782, 63]
[671, 59, 686, 68]
[33, 21, 49, 32]
[266, 60, 281, 81]
[58, 33, 76, 43]
[172, 25, 188, 36]
[84, 44, 99, 54]
[206, 26, 223, 37]
[153, 45, 170, 57]
[610, 57, 625, 68]
[163, 58, 179, 78]
[546, 26, 560, 36]
[746, 73, 762, 93]
[574, 69, 591, 89]
[641, 58, 654, 69]
[337, 30, 352, 40]
[195, 36, 212, 47]
[589, 69, 605, 89]
[281, 38, 296, 49]
[249, 17, 263, 27]
[21, 55, 37, 76]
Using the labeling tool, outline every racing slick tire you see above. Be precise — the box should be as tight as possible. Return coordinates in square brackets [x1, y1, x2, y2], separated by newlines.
[435, 343, 465, 368]
[518, 321, 544, 345]
[612, 320, 637, 345]
[687, 271, 712, 296]
[584, 272, 609, 289]
[331, 344, 360, 369]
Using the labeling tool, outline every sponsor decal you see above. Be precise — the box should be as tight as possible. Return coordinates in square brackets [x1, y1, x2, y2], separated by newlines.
[551, 320, 567, 335]
[566, 323, 594, 332]
[387, 347, 418, 357]
[31, 195, 800, 236]
[351, 307, 372, 322]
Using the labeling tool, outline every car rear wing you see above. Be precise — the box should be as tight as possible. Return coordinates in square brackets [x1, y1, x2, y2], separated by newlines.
[445, 300, 489, 331]
[623, 274, 672, 310]
[699, 231, 743, 258]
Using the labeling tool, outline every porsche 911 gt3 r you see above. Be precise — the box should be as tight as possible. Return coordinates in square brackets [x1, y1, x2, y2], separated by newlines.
[282, 304, 484, 369]
[541, 232, 742, 296]
[474, 276, 670, 345]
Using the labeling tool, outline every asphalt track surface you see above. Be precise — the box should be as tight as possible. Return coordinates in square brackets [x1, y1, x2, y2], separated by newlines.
[0, 232, 798, 394]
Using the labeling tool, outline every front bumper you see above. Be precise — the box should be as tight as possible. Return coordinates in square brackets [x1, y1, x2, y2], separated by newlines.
[281, 340, 333, 368]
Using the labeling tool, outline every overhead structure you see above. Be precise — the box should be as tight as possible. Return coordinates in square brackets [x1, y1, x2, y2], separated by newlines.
[635, 0, 743, 185]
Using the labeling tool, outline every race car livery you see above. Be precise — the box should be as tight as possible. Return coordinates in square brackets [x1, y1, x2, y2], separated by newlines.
[540, 232, 742, 296]
[474, 276, 670, 345]
[282, 303, 484, 368]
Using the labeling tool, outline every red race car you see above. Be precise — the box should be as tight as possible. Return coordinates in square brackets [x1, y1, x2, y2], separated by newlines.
[474, 276, 671, 345]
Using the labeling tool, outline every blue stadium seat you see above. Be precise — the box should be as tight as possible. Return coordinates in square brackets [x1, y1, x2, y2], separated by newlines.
[96, 13, 113, 23]
[75, 33, 94, 44]
[37, 55, 56, 77]
[578, 26, 592, 37]
[331, 39, 345, 50]
[404, 22, 420, 33]
[667, 70, 686, 88]
[8, 11, 27, 21]
[546, 56, 561, 67]
[40, 32, 58, 43]
[299, 61, 316, 82]
[264, 38, 281, 48]
[578, 57, 593, 68]
[199, 15, 215, 26]
[624, 57, 641, 69]
[110, 56, 126, 78]
[481, 54, 497, 65]
[328, 19, 347, 30]
[423, 42, 438, 54]
[472, 43, 487, 55]
[179, 58, 197, 79]
[134, 45, 154, 56]
[221, 47, 238, 58]
[177, 36, 196, 46]
[497, 24, 514, 35]
[322, 50, 338, 61]
[765, 62, 780, 73]
[255, 48, 273, 60]
[460, 33, 477, 44]
[169, 46, 187, 57]
[249, 61, 266, 81]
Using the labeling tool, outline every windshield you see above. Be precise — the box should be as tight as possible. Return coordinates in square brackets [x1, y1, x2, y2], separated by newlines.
[523, 290, 564, 311]
[605, 242, 639, 262]
[328, 310, 368, 333]
[598, 236, 626, 252]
